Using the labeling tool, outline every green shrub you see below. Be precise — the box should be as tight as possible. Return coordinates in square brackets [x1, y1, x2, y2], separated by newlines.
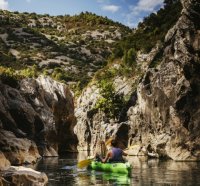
[94, 79, 125, 118]
[19, 65, 38, 78]
[149, 48, 164, 68]
[0, 66, 20, 88]
[111, 0, 182, 60]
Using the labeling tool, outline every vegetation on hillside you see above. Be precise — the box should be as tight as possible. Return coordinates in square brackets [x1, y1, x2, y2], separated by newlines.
[92, 0, 182, 119]
[0, 65, 38, 88]
[0, 10, 131, 93]
[0, 0, 182, 101]
[94, 79, 125, 118]
[95, 0, 182, 84]
[111, 0, 182, 61]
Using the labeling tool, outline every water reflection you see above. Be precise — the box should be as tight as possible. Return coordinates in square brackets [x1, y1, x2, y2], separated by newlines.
[127, 156, 200, 185]
[33, 153, 200, 186]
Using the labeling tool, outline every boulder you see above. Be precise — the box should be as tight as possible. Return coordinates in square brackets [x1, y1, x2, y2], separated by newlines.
[0, 130, 40, 165]
[1, 166, 48, 186]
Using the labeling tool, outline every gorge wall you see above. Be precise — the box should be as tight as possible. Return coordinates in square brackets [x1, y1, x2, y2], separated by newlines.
[75, 0, 200, 160]
[0, 75, 77, 166]
[0, 0, 199, 168]
[127, 0, 200, 161]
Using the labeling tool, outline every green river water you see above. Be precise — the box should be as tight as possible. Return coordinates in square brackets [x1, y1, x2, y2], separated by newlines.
[33, 152, 200, 186]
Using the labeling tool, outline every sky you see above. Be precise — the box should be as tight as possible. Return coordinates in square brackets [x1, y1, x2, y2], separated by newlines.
[0, 0, 164, 28]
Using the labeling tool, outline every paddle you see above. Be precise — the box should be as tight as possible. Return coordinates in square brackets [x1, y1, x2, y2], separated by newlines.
[77, 158, 94, 169]
[105, 137, 113, 146]
[77, 138, 113, 169]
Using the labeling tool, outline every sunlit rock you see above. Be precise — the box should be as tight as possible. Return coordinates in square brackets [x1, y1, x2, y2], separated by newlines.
[0, 152, 10, 171]
[127, 0, 200, 161]
[1, 166, 48, 186]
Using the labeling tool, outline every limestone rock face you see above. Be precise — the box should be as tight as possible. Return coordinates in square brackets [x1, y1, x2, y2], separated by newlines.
[74, 38, 160, 152]
[74, 80, 132, 151]
[0, 75, 77, 169]
[20, 76, 77, 154]
[127, 0, 200, 160]
[74, 84, 101, 151]
[0, 130, 40, 165]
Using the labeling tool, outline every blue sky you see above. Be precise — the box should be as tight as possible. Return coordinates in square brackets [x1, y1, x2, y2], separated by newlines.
[0, 0, 164, 28]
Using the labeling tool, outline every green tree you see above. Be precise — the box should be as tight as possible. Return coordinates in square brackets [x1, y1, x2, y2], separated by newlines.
[127, 48, 136, 66]
[123, 48, 136, 66]
[95, 80, 124, 117]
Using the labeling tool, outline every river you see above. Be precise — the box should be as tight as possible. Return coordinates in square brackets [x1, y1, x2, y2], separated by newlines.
[33, 152, 200, 186]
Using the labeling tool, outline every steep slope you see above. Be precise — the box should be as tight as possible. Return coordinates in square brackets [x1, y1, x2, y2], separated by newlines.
[111, 0, 182, 61]
[0, 11, 131, 92]
[74, 0, 200, 161]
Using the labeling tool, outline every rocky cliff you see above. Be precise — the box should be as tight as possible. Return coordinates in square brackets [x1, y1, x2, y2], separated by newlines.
[0, 75, 77, 166]
[127, 0, 200, 161]
[75, 0, 200, 160]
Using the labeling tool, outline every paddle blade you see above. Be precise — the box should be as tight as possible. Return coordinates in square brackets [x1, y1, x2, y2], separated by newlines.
[105, 138, 113, 146]
[77, 159, 92, 169]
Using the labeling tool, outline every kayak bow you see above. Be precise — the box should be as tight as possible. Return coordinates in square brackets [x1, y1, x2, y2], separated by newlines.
[88, 161, 132, 175]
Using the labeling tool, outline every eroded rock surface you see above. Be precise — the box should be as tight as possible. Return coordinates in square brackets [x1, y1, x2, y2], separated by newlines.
[0, 75, 77, 169]
[127, 0, 200, 160]
[74, 74, 135, 152]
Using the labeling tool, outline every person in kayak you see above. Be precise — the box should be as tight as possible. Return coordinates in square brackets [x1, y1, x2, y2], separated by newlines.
[94, 140, 107, 161]
[101, 139, 127, 163]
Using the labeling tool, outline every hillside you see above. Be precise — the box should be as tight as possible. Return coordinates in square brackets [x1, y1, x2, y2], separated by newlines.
[0, 10, 131, 92]
[111, 0, 182, 63]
